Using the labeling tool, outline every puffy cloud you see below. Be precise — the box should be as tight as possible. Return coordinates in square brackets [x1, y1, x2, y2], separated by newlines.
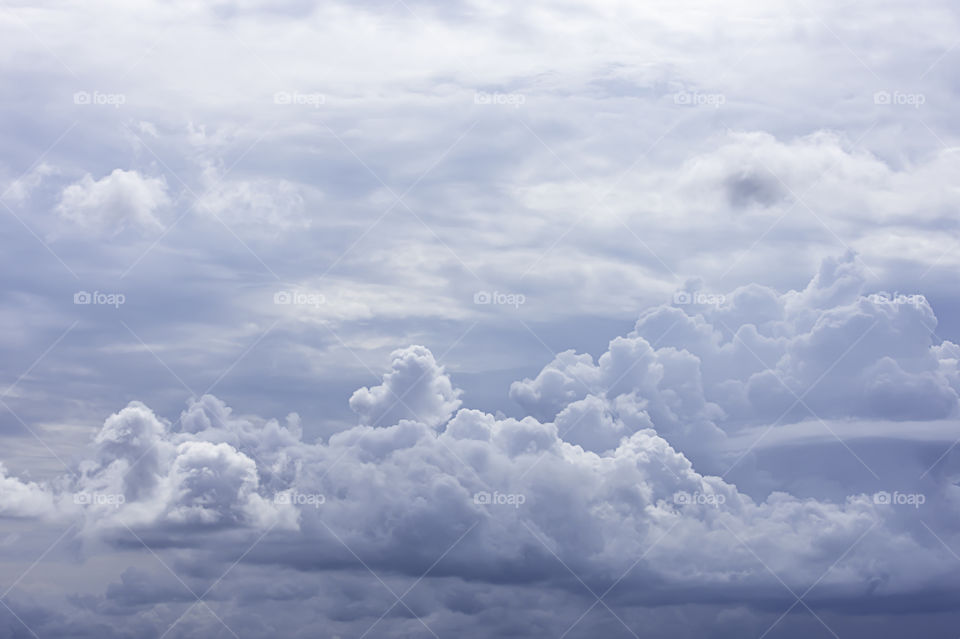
[0, 463, 56, 518]
[513, 253, 959, 470]
[62, 400, 297, 538]
[88, 400, 169, 501]
[509, 350, 599, 422]
[162, 441, 262, 526]
[55, 169, 170, 236]
[350, 345, 463, 430]
[2, 254, 960, 637]
[0, 383, 950, 639]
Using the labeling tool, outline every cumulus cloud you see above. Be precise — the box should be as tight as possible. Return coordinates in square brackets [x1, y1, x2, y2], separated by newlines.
[350, 345, 463, 430]
[31, 400, 300, 541]
[0, 463, 56, 518]
[55, 169, 170, 236]
[1, 255, 959, 636]
[513, 252, 959, 469]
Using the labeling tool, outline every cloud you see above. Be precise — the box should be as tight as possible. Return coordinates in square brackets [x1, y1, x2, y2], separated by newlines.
[349, 345, 463, 430]
[196, 170, 313, 232]
[55, 169, 170, 236]
[514, 253, 958, 462]
[0, 463, 56, 518]
[1, 254, 959, 637]
[2, 162, 56, 203]
[3, 0, 960, 635]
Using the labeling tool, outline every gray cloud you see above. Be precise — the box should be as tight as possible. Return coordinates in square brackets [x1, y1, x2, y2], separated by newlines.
[0, 257, 958, 637]
[2, 0, 960, 636]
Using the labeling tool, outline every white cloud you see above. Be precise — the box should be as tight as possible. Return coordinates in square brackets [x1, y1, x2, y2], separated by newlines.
[513, 253, 958, 464]
[2, 162, 56, 203]
[56, 169, 170, 236]
[1, 256, 958, 637]
[350, 345, 463, 430]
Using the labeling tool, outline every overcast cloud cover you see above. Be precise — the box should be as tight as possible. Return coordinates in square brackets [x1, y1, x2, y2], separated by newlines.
[1, 0, 960, 637]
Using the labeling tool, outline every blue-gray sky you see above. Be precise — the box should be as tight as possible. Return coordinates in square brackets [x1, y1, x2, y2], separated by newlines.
[2, 1, 960, 637]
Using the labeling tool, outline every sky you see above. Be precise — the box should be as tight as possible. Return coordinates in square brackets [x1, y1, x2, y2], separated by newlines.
[1, 0, 960, 637]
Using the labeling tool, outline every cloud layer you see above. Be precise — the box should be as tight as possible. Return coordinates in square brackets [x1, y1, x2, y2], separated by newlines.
[3, 0, 960, 636]
[2, 256, 959, 637]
